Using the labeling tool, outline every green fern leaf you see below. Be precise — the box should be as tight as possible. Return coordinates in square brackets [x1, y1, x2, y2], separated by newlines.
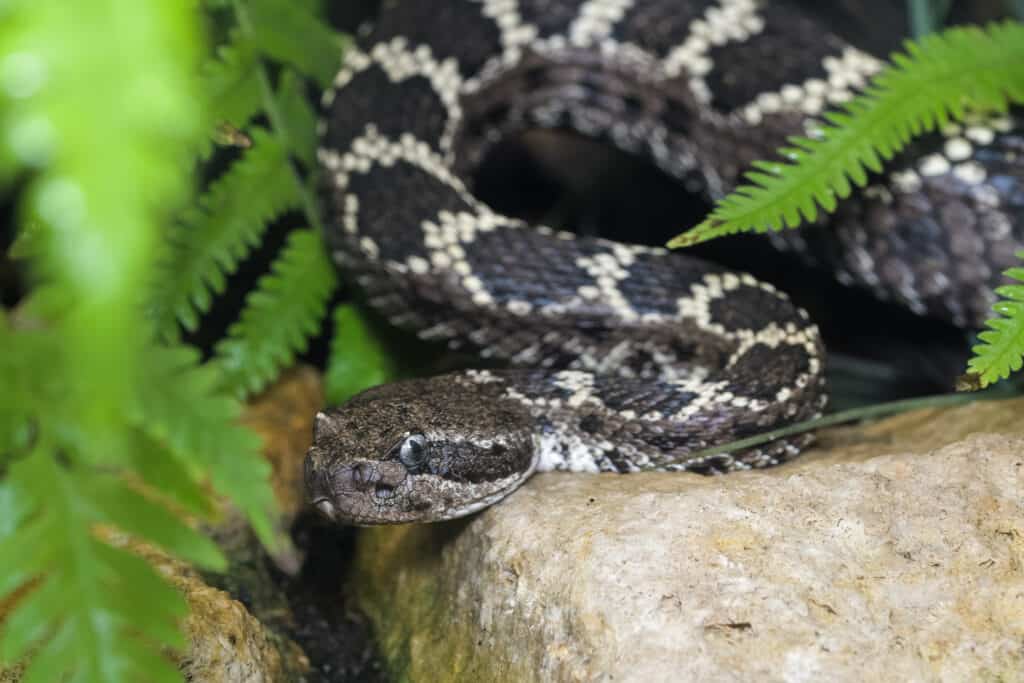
[277, 69, 319, 165]
[0, 317, 44, 459]
[200, 30, 262, 133]
[212, 227, 337, 398]
[132, 344, 278, 547]
[236, 0, 347, 87]
[125, 433, 218, 519]
[324, 303, 401, 405]
[0, 454, 189, 683]
[669, 21, 1024, 247]
[150, 126, 301, 339]
[966, 251, 1024, 387]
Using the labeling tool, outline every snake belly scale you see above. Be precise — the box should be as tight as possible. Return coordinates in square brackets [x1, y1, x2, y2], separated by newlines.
[304, 0, 1022, 525]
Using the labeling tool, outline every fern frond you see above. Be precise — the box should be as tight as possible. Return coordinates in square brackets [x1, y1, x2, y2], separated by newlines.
[276, 69, 319, 165]
[324, 304, 401, 405]
[234, 0, 347, 87]
[132, 344, 278, 547]
[0, 315, 47, 459]
[150, 126, 301, 339]
[225, 0, 333, 236]
[212, 228, 337, 398]
[966, 251, 1024, 387]
[200, 30, 262, 133]
[669, 21, 1024, 247]
[0, 454, 202, 683]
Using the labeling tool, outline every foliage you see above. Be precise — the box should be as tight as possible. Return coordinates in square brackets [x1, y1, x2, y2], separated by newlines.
[668, 21, 1024, 387]
[668, 22, 1024, 247]
[0, 0, 371, 679]
[211, 228, 337, 396]
[325, 304, 402, 406]
[149, 0, 392, 402]
[967, 251, 1024, 386]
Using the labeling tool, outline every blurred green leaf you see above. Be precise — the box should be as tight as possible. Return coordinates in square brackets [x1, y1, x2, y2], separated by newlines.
[239, 0, 347, 87]
[325, 304, 401, 405]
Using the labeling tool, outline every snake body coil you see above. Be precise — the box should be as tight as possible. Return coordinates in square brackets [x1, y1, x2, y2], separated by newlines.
[305, 0, 1023, 525]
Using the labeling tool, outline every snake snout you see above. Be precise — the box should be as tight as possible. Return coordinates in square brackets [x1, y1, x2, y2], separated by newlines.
[341, 461, 407, 498]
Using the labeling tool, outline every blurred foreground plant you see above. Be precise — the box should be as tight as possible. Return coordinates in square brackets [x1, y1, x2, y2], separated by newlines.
[0, 2, 283, 680]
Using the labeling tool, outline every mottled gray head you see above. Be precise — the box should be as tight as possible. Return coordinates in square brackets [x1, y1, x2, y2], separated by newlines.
[304, 373, 538, 525]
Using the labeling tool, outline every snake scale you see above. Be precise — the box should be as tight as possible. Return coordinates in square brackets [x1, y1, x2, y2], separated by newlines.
[305, 0, 1024, 525]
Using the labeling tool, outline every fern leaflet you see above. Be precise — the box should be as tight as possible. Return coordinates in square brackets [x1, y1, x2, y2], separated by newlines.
[0, 454, 202, 683]
[150, 126, 301, 339]
[276, 69, 319, 165]
[324, 304, 401, 405]
[200, 31, 262, 137]
[966, 251, 1024, 387]
[133, 345, 279, 547]
[212, 228, 337, 398]
[235, 0, 347, 87]
[669, 21, 1024, 247]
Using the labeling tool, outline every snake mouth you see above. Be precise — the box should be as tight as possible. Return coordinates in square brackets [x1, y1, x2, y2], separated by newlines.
[312, 497, 336, 521]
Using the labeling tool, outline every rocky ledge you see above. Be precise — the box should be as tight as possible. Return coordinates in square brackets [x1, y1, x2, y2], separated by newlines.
[353, 396, 1024, 682]
[5, 374, 1020, 682]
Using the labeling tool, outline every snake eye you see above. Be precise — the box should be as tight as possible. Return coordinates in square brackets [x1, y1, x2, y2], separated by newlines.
[398, 433, 429, 471]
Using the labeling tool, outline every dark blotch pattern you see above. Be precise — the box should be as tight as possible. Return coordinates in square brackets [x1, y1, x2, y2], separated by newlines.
[579, 414, 603, 433]
[612, 1, 710, 58]
[372, 1, 504, 78]
[617, 250, 719, 316]
[591, 375, 698, 416]
[703, 4, 844, 113]
[706, 284, 797, 333]
[326, 69, 448, 154]
[724, 343, 811, 401]
[341, 161, 475, 264]
[459, 229, 611, 309]
[516, 0, 580, 39]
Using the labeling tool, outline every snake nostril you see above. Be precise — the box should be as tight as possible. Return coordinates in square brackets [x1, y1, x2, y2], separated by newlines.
[350, 463, 368, 487]
[347, 462, 381, 491]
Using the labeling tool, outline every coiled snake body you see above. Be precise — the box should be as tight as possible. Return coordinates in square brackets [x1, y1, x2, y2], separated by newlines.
[305, 0, 1024, 525]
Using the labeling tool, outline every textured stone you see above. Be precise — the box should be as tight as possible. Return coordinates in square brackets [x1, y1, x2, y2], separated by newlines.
[143, 544, 310, 683]
[243, 366, 324, 523]
[353, 397, 1024, 682]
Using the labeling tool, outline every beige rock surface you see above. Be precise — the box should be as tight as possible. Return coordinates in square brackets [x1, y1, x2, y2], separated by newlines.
[353, 397, 1024, 682]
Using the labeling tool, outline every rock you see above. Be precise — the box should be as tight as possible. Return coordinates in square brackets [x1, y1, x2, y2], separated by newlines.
[143, 544, 311, 683]
[243, 366, 324, 523]
[352, 397, 1024, 682]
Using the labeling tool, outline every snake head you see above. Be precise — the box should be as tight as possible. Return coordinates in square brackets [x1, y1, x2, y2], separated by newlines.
[304, 374, 538, 525]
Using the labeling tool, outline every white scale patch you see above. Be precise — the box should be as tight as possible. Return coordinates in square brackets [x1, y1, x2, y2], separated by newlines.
[570, 0, 636, 47]
[739, 47, 882, 125]
[665, 0, 765, 104]
[574, 249, 640, 321]
[420, 208, 520, 308]
[674, 271, 754, 334]
[873, 113, 1004, 196]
